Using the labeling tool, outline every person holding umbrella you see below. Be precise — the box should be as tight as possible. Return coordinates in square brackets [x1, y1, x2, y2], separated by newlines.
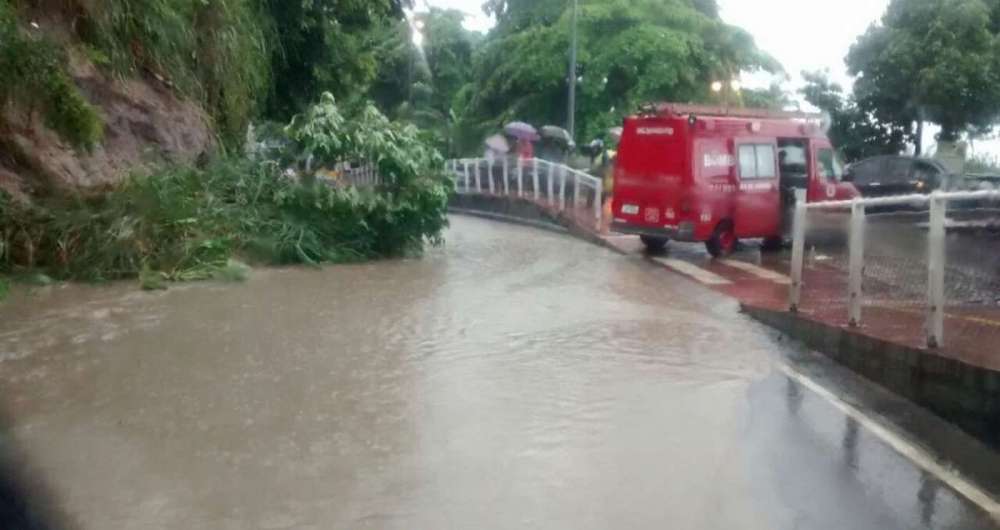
[483, 134, 510, 160]
[504, 122, 539, 160]
[539, 125, 574, 164]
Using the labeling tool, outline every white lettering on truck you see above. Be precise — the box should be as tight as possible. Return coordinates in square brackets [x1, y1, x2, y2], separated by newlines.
[703, 153, 735, 168]
[637, 127, 675, 136]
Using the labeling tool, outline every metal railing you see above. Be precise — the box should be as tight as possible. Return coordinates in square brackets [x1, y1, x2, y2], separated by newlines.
[789, 188, 1000, 348]
[446, 157, 604, 226]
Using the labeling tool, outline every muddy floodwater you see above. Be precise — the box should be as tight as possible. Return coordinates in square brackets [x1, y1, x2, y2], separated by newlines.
[0, 215, 995, 529]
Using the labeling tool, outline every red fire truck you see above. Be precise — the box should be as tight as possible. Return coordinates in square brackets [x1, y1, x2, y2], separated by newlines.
[611, 104, 859, 256]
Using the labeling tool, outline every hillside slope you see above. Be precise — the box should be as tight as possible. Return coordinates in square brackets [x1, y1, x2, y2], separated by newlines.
[1, 46, 212, 198]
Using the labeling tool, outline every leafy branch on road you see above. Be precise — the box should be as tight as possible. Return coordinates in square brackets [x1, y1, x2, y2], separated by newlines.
[0, 96, 450, 289]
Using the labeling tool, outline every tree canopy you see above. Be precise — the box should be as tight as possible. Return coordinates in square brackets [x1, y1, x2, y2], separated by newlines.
[261, 0, 413, 121]
[800, 71, 908, 163]
[461, 0, 778, 146]
[848, 0, 1000, 143]
[366, 8, 481, 153]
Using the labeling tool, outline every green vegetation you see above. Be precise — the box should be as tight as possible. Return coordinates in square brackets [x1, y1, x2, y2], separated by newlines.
[11, 0, 1000, 294]
[0, 2, 103, 149]
[2, 0, 781, 155]
[459, 0, 777, 146]
[68, 0, 271, 143]
[800, 71, 908, 163]
[261, 0, 408, 121]
[848, 0, 1000, 150]
[0, 96, 450, 286]
[366, 8, 482, 154]
[2, 0, 411, 147]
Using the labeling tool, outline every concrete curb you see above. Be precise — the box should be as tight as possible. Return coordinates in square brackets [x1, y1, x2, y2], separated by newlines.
[447, 207, 569, 235]
[449, 194, 620, 253]
[741, 303, 1000, 448]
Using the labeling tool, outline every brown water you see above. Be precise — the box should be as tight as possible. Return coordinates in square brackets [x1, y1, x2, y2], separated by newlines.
[0, 215, 994, 530]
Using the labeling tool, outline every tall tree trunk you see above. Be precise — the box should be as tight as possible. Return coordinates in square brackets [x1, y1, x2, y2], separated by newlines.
[914, 120, 923, 156]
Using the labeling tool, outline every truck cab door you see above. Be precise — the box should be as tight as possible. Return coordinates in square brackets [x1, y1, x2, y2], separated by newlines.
[808, 140, 858, 202]
[733, 140, 781, 238]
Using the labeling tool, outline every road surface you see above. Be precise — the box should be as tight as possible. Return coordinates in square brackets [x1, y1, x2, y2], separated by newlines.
[0, 214, 996, 529]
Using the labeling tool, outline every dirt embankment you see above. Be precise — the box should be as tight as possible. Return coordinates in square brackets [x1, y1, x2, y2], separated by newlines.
[0, 24, 213, 199]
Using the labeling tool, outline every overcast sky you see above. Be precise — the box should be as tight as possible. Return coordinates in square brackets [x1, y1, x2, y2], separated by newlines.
[718, 0, 889, 92]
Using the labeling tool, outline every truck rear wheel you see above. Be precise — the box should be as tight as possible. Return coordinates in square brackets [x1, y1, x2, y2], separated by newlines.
[706, 222, 736, 258]
[640, 235, 669, 253]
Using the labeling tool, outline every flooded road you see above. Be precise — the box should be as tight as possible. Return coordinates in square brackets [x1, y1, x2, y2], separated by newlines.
[0, 215, 996, 529]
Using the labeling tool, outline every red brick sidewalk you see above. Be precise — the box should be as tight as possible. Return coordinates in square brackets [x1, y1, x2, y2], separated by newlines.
[598, 232, 1000, 374]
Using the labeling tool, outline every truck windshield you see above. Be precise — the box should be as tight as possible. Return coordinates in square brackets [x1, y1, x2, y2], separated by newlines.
[818, 148, 844, 181]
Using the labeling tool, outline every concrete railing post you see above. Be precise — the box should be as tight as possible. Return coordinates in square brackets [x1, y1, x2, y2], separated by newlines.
[463, 160, 470, 192]
[559, 165, 567, 211]
[927, 192, 947, 348]
[573, 171, 581, 210]
[547, 163, 555, 207]
[848, 198, 866, 327]
[789, 188, 808, 312]
[502, 156, 509, 195]
[517, 158, 524, 197]
[487, 157, 496, 194]
[475, 160, 482, 193]
[593, 178, 602, 226]
[532, 159, 540, 201]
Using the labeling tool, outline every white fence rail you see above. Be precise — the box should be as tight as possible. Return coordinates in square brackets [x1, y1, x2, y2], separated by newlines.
[789, 189, 1000, 348]
[447, 157, 604, 226]
[313, 162, 382, 189]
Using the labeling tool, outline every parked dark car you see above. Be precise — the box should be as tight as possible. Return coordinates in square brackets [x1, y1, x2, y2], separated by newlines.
[843, 155, 949, 197]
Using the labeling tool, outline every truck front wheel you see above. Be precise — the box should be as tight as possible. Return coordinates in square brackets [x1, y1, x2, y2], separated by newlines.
[706, 222, 736, 258]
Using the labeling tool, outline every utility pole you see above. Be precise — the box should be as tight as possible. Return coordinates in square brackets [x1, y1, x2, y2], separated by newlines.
[567, 0, 579, 141]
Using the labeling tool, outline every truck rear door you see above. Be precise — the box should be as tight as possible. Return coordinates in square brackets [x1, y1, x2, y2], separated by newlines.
[613, 118, 686, 228]
[733, 140, 781, 238]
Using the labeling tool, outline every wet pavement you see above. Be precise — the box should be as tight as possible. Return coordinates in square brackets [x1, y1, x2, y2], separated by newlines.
[601, 210, 1000, 372]
[0, 214, 998, 529]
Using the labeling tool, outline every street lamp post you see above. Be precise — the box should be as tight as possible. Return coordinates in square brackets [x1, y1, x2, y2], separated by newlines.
[567, 0, 579, 141]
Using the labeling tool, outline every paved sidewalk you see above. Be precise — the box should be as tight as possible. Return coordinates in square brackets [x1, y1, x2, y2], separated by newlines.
[598, 233, 1000, 373]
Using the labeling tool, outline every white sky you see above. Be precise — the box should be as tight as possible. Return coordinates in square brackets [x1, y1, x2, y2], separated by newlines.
[718, 0, 889, 92]
[415, 0, 495, 32]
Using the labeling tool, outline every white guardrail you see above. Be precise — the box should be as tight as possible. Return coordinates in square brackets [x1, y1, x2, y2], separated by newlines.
[312, 160, 382, 189]
[447, 157, 604, 226]
[789, 189, 1000, 348]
